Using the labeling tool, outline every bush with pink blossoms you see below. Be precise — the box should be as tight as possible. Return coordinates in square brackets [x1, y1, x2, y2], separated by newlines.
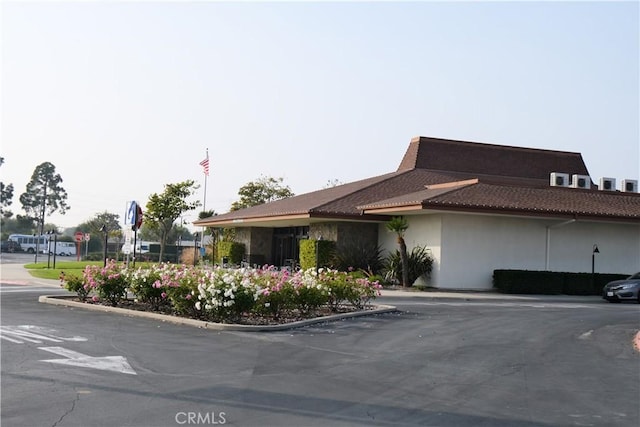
[82, 260, 128, 306]
[60, 262, 382, 322]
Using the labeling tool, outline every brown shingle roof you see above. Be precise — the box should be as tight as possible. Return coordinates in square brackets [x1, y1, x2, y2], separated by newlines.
[397, 136, 591, 180]
[195, 136, 636, 227]
[360, 180, 640, 220]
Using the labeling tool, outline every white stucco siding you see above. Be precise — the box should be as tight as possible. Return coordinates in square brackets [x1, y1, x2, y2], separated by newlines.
[377, 212, 640, 291]
[438, 214, 546, 289]
[547, 221, 640, 275]
[377, 214, 443, 286]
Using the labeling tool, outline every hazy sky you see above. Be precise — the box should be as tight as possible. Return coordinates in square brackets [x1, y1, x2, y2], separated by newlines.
[2, 1, 639, 230]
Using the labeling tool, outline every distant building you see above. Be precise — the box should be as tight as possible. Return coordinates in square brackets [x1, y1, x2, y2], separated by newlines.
[195, 136, 640, 290]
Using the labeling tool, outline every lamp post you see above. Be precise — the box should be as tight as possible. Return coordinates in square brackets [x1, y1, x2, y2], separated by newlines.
[46, 230, 54, 268]
[51, 231, 58, 269]
[99, 225, 108, 267]
[591, 244, 600, 289]
[193, 232, 199, 267]
[177, 236, 182, 263]
[33, 233, 38, 264]
[315, 234, 323, 274]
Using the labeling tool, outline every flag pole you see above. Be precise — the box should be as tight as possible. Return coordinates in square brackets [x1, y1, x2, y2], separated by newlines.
[203, 148, 208, 212]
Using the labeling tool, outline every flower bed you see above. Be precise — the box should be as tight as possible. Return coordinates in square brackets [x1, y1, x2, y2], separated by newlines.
[59, 261, 382, 325]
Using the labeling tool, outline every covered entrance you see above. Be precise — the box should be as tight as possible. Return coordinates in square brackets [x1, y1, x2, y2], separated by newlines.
[271, 226, 308, 268]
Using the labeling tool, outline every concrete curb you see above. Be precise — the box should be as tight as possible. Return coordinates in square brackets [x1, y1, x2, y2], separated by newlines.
[38, 295, 398, 332]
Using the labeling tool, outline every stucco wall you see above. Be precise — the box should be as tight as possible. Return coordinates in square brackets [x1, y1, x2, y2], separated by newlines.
[378, 213, 640, 290]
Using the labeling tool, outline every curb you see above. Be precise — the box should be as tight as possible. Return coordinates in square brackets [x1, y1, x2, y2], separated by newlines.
[38, 295, 398, 332]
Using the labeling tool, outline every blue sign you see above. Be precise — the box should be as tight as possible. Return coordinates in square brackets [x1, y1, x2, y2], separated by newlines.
[125, 201, 137, 226]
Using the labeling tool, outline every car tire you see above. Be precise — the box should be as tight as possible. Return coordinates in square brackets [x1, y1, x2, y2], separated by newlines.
[27, 248, 34, 254]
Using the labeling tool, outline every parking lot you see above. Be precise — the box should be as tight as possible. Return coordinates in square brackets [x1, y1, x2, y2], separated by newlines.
[1, 257, 638, 427]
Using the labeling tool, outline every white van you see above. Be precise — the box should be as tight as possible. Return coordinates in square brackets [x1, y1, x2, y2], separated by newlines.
[121, 241, 152, 254]
[41, 241, 77, 256]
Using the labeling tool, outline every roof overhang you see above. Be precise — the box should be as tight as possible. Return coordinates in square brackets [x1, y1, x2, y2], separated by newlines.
[362, 203, 640, 224]
[193, 212, 392, 228]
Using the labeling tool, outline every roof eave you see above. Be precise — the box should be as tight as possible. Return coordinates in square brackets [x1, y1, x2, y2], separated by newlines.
[363, 203, 640, 223]
[194, 211, 392, 228]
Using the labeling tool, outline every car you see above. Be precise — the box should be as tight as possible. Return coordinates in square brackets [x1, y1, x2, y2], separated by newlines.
[0, 240, 22, 253]
[602, 272, 640, 303]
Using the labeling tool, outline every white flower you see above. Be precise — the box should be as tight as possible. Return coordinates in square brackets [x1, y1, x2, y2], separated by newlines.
[195, 301, 201, 310]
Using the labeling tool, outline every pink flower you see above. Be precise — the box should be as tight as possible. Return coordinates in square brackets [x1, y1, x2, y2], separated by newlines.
[91, 296, 99, 302]
[161, 292, 167, 299]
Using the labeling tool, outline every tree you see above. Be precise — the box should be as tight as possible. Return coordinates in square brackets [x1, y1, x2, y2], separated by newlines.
[386, 216, 410, 287]
[0, 157, 14, 218]
[78, 212, 122, 252]
[19, 162, 69, 228]
[230, 176, 294, 211]
[144, 180, 201, 261]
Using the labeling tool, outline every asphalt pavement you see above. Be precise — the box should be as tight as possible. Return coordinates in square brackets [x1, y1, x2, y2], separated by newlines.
[1, 257, 639, 427]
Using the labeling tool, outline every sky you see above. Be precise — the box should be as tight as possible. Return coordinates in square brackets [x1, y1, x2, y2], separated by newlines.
[1, 0, 639, 231]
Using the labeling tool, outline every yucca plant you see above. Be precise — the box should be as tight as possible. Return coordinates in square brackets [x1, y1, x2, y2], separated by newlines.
[386, 216, 410, 287]
[384, 246, 433, 287]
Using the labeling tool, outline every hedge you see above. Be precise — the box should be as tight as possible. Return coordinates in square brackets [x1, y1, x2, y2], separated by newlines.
[493, 270, 630, 295]
[299, 239, 335, 271]
[217, 241, 245, 265]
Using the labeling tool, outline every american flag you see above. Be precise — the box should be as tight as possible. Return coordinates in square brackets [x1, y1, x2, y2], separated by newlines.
[199, 154, 209, 176]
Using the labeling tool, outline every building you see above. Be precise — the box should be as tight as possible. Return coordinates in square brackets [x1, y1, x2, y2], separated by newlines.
[194, 136, 640, 290]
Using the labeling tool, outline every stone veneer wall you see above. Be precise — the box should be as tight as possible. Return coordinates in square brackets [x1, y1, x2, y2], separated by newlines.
[234, 227, 273, 265]
[309, 222, 378, 250]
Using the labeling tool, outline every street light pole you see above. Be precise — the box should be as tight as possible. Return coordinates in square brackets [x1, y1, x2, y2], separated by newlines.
[193, 232, 199, 267]
[46, 230, 54, 268]
[591, 244, 600, 289]
[315, 234, 323, 274]
[100, 225, 108, 267]
[52, 232, 58, 269]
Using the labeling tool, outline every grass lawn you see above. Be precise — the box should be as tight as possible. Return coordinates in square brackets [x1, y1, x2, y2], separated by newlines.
[24, 261, 102, 280]
[24, 260, 159, 280]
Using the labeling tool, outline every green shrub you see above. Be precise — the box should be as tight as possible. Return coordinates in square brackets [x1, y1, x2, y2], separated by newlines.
[493, 270, 630, 295]
[60, 272, 90, 301]
[127, 267, 166, 309]
[299, 239, 334, 271]
[383, 246, 433, 287]
[217, 241, 245, 265]
[330, 240, 383, 274]
[83, 260, 128, 306]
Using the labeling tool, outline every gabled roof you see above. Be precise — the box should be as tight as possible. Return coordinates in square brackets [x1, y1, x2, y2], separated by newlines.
[194, 136, 639, 227]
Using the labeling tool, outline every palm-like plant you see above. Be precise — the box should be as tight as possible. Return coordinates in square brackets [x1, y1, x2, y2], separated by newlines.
[386, 216, 410, 287]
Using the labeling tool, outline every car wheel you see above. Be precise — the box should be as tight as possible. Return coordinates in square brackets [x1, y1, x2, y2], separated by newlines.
[27, 248, 34, 254]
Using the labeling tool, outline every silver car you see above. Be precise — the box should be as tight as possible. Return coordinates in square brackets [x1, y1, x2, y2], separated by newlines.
[602, 272, 640, 303]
